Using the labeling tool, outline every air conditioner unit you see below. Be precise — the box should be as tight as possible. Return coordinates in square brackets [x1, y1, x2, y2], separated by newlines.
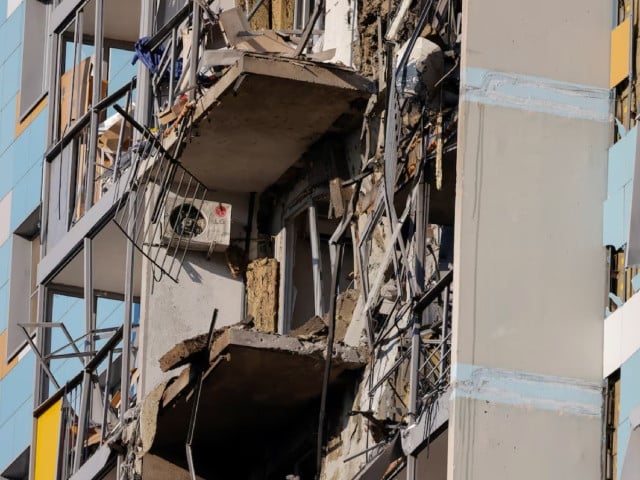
[161, 195, 232, 252]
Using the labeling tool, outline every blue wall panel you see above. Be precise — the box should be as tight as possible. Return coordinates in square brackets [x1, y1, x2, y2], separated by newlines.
[618, 349, 640, 478]
[0, 2, 46, 473]
[604, 127, 637, 248]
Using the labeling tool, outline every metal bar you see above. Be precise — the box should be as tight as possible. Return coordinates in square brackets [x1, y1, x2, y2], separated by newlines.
[248, 0, 268, 20]
[405, 312, 421, 480]
[360, 187, 417, 345]
[162, 167, 193, 274]
[294, 0, 325, 57]
[157, 164, 188, 274]
[34, 326, 124, 418]
[85, 0, 105, 213]
[440, 286, 450, 376]
[413, 269, 453, 314]
[169, 28, 177, 106]
[20, 325, 60, 390]
[627, 5, 635, 128]
[93, 77, 137, 112]
[73, 370, 92, 472]
[114, 86, 133, 180]
[49, 323, 85, 362]
[186, 310, 218, 480]
[113, 104, 178, 162]
[315, 241, 344, 480]
[309, 204, 324, 316]
[368, 345, 411, 396]
[121, 193, 136, 415]
[189, 2, 201, 101]
[147, 3, 192, 52]
[84, 237, 94, 361]
[45, 110, 92, 161]
[101, 349, 113, 442]
[131, 137, 162, 247]
[65, 9, 81, 139]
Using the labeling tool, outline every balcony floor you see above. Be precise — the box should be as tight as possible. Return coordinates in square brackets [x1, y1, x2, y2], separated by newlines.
[165, 53, 374, 192]
[144, 327, 366, 476]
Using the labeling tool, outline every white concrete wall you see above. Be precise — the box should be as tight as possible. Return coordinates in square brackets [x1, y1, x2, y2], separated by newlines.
[449, 0, 611, 478]
[139, 190, 251, 395]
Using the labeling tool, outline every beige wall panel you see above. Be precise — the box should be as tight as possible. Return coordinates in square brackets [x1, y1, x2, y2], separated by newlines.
[453, 102, 608, 381]
[462, 0, 611, 88]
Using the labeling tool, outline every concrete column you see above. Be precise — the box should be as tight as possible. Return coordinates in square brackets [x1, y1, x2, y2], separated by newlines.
[450, 1, 611, 479]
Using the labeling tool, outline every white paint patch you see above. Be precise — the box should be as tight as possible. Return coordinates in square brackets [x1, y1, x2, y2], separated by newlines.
[0, 192, 12, 247]
[7, 0, 22, 18]
[451, 363, 603, 417]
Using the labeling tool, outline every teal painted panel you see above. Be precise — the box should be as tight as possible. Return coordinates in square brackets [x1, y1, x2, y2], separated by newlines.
[0, 419, 12, 473]
[11, 125, 30, 183]
[0, 142, 14, 200]
[8, 396, 32, 466]
[10, 161, 42, 230]
[0, 395, 32, 473]
[608, 127, 637, 195]
[0, 282, 9, 331]
[0, 241, 11, 286]
[0, 44, 21, 108]
[618, 349, 640, 479]
[0, 0, 7, 26]
[621, 349, 640, 422]
[25, 105, 47, 163]
[0, 95, 16, 155]
[604, 188, 626, 248]
[0, 4, 23, 65]
[0, 350, 34, 425]
[618, 419, 631, 480]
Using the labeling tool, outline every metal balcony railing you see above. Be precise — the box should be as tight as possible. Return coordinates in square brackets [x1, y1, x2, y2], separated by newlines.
[29, 326, 125, 478]
[110, 105, 209, 282]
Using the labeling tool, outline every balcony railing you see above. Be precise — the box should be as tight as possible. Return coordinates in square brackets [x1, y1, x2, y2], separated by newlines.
[29, 325, 126, 478]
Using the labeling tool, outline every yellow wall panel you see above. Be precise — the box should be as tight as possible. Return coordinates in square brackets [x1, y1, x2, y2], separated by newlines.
[34, 399, 62, 480]
[0, 330, 19, 380]
[611, 18, 631, 88]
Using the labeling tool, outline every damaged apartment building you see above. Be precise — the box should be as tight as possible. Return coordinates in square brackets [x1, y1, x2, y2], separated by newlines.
[0, 0, 621, 479]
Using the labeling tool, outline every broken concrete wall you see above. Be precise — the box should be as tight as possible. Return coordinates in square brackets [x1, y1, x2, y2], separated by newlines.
[246, 257, 279, 332]
[242, 0, 294, 30]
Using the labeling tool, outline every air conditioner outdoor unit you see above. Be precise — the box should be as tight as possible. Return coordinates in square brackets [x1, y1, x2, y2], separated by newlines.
[161, 195, 232, 252]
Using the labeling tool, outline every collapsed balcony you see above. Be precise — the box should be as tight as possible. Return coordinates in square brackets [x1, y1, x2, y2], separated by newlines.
[137, 325, 367, 478]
